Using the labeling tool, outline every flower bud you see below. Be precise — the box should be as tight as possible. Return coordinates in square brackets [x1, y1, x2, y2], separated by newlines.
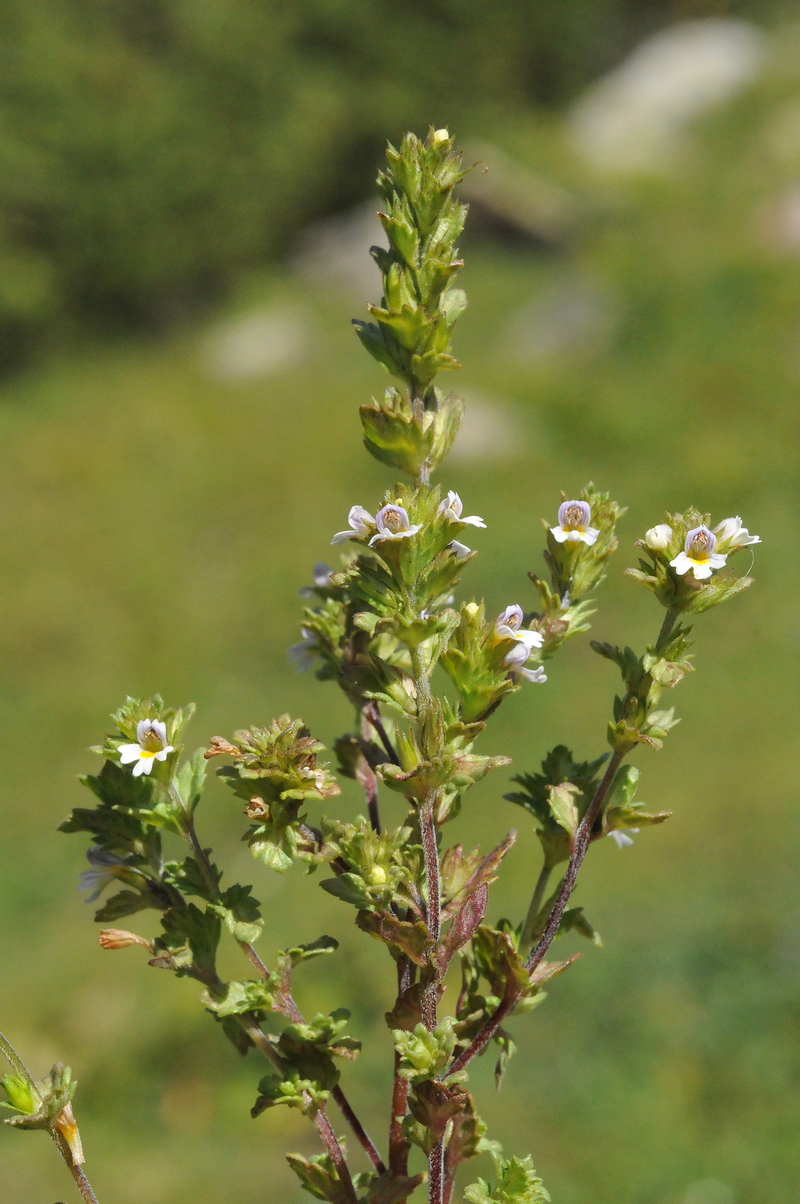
[645, 524, 673, 550]
[1, 1074, 39, 1115]
[98, 929, 153, 952]
[432, 128, 450, 147]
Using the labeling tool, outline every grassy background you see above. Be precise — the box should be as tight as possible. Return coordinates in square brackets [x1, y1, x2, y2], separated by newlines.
[1, 25, 800, 1204]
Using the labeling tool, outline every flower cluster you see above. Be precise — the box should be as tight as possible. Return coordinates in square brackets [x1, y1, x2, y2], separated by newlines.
[629, 508, 759, 614]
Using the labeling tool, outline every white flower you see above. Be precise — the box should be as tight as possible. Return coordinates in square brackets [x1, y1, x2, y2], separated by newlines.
[518, 664, 548, 684]
[437, 491, 486, 528]
[118, 719, 174, 777]
[369, 503, 423, 545]
[645, 523, 673, 550]
[288, 626, 317, 672]
[713, 515, 760, 549]
[550, 500, 599, 546]
[608, 828, 639, 849]
[78, 847, 128, 902]
[670, 525, 727, 581]
[332, 505, 375, 545]
[494, 605, 545, 652]
[450, 540, 472, 560]
[495, 606, 546, 683]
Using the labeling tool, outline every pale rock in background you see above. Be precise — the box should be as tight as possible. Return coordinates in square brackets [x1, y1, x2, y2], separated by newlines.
[294, 201, 385, 298]
[570, 19, 765, 175]
[202, 307, 309, 381]
[502, 272, 619, 363]
[450, 391, 533, 464]
[683, 1179, 736, 1204]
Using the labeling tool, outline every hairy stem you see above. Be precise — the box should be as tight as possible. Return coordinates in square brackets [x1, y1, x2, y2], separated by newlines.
[518, 863, 552, 957]
[1, 1032, 101, 1204]
[176, 789, 383, 1180]
[237, 1014, 359, 1202]
[419, 793, 441, 1031]
[364, 700, 401, 767]
[388, 957, 413, 1177]
[51, 1129, 100, 1204]
[448, 751, 624, 1078]
[656, 606, 679, 650]
[428, 1138, 445, 1204]
[333, 1086, 386, 1174]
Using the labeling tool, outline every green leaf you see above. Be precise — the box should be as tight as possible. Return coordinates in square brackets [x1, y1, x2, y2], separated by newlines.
[465, 1152, 550, 1204]
[546, 782, 580, 840]
[175, 748, 207, 814]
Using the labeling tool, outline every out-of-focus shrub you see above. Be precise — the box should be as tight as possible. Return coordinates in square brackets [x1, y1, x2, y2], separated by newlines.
[0, 0, 779, 359]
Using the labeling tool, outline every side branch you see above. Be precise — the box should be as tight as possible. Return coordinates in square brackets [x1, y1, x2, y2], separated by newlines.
[448, 751, 624, 1078]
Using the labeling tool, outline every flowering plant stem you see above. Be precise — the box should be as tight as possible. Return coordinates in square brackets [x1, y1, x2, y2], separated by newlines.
[167, 781, 384, 1181]
[41, 128, 758, 1204]
[0, 1030, 100, 1204]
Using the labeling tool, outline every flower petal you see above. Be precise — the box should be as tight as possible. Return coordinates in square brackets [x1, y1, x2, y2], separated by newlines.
[118, 743, 142, 764]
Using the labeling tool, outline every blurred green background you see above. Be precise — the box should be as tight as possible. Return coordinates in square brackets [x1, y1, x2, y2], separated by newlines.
[0, 3, 799, 1203]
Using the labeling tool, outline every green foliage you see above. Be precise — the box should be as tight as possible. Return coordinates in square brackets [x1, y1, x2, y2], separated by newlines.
[210, 715, 341, 871]
[252, 1010, 360, 1118]
[506, 746, 608, 868]
[465, 1151, 550, 1204]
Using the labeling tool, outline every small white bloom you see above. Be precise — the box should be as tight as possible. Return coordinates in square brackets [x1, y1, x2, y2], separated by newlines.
[450, 540, 472, 560]
[495, 606, 546, 683]
[518, 663, 547, 684]
[494, 605, 545, 650]
[645, 523, 673, 551]
[713, 515, 760, 548]
[369, 503, 423, 545]
[437, 491, 487, 528]
[332, 505, 375, 545]
[608, 828, 639, 849]
[670, 525, 727, 581]
[78, 847, 128, 902]
[118, 719, 174, 778]
[288, 626, 317, 672]
[551, 499, 599, 547]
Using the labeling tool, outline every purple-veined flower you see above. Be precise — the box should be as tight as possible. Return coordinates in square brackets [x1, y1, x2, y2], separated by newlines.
[332, 505, 375, 545]
[670, 525, 727, 580]
[78, 846, 129, 901]
[608, 828, 639, 849]
[299, 563, 335, 597]
[713, 515, 760, 549]
[551, 500, 599, 547]
[118, 719, 174, 777]
[437, 491, 486, 528]
[369, 503, 423, 545]
[494, 606, 546, 683]
[645, 523, 673, 550]
[288, 626, 317, 672]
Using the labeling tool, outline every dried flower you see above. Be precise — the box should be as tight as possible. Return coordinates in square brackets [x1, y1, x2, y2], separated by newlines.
[98, 929, 154, 952]
[118, 719, 174, 777]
